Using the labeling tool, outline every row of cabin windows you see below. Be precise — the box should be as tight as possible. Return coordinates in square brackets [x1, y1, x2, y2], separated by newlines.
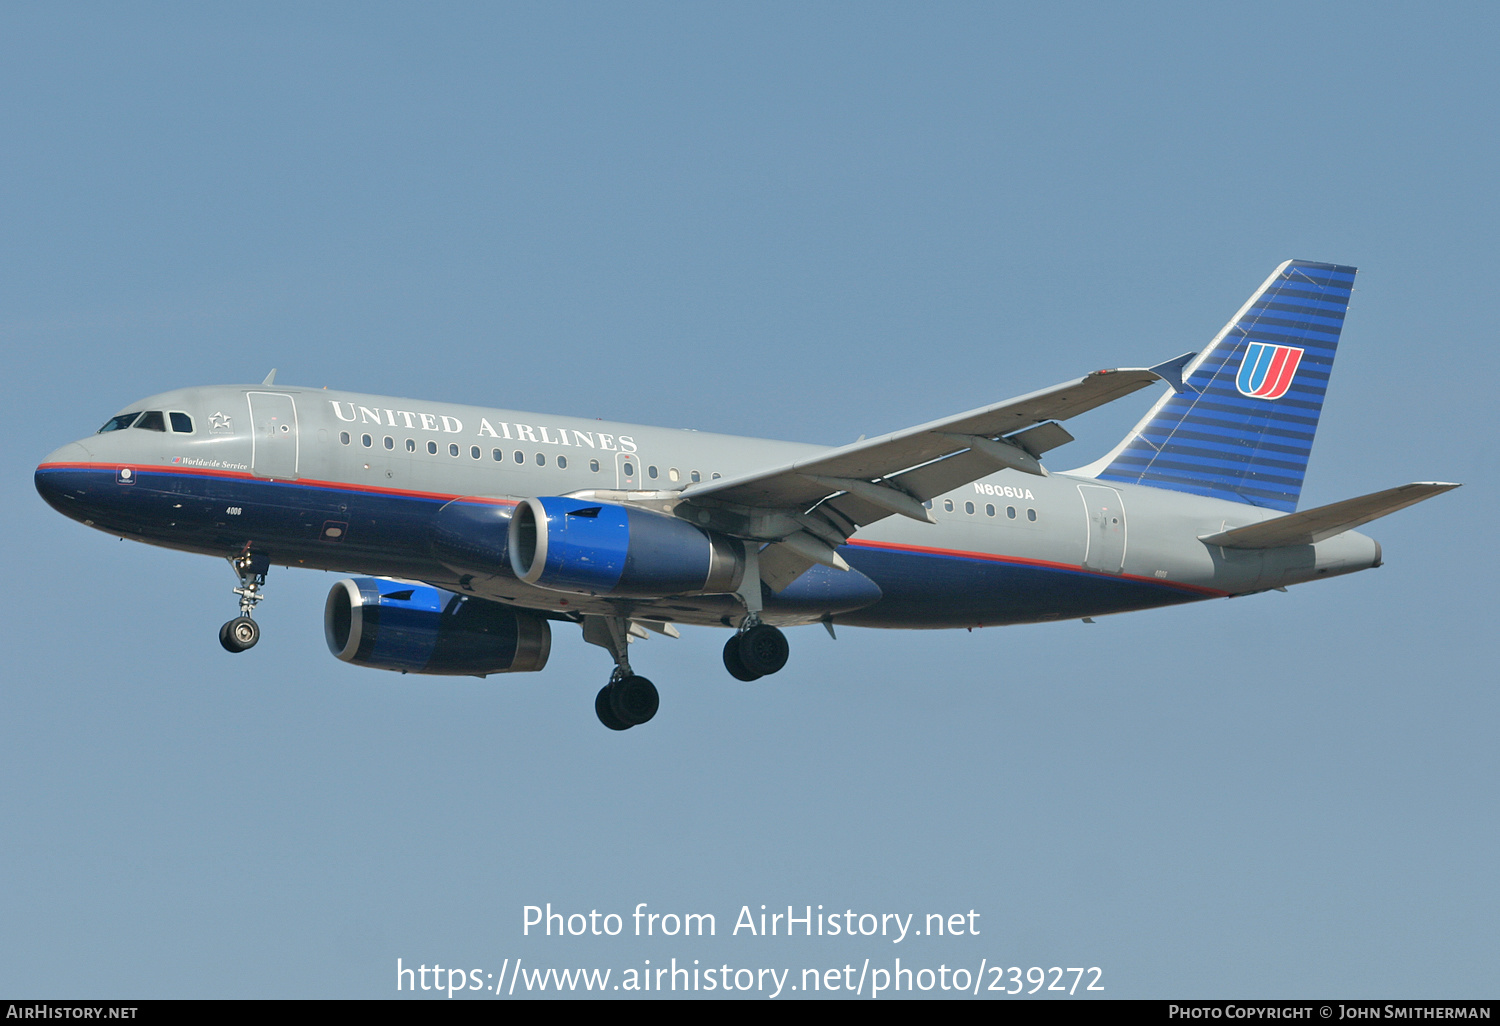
[926, 497, 1039, 522]
[331, 432, 1025, 515]
[337, 431, 721, 481]
[98, 411, 194, 434]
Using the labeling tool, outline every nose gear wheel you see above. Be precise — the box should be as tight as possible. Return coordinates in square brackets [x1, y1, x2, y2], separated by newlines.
[220, 553, 269, 653]
[219, 616, 260, 653]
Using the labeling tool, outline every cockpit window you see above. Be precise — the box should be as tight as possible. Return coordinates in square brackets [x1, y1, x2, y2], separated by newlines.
[135, 411, 166, 432]
[98, 413, 141, 433]
[169, 412, 193, 433]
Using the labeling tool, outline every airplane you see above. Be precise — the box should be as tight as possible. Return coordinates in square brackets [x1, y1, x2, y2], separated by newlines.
[34, 260, 1457, 730]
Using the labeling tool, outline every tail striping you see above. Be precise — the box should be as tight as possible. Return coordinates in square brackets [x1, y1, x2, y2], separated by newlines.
[1093, 260, 1356, 512]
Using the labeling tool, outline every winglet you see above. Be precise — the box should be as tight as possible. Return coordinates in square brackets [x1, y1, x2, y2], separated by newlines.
[1149, 352, 1197, 394]
[262, 369, 278, 386]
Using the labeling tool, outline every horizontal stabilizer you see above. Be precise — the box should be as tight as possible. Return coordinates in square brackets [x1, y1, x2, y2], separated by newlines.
[1201, 482, 1460, 549]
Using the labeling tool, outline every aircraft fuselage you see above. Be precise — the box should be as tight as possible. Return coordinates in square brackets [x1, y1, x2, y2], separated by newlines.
[35, 383, 1381, 632]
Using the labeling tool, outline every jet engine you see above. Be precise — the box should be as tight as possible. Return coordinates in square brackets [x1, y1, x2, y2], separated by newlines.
[324, 578, 551, 676]
[508, 496, 745, 598]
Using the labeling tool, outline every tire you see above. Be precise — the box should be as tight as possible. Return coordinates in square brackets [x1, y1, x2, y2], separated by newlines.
[595, 685, 631, 730]
[737, 624, 788, 676]
[609, 675, 659, 726]
[220, 616, 259, 653]
[722, 634, 763, 681]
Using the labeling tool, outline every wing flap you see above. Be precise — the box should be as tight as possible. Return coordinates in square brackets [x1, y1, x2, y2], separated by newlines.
[1201, 482, 1460, 549]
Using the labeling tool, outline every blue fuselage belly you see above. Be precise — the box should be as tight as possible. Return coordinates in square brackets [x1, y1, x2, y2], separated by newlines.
[838, 543, 1197, 628]
[35, 464, 1208, 628]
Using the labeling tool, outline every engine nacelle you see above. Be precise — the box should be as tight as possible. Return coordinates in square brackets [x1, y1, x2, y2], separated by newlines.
[324, 578, 551, 676]
[508, 496, 745, 598]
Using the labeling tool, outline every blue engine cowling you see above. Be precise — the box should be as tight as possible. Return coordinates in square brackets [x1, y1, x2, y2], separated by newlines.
[508, 496, 745, 598]
[324, 578, 552, 676]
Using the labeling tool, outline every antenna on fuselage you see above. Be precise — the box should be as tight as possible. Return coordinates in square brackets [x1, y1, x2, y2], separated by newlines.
[262, 369, 277, 385]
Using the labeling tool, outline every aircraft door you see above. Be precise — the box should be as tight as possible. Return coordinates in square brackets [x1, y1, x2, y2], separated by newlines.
[615, 450, 641, 490]
[1078, 484, 1126, 574]
[247, 392, 300, 480]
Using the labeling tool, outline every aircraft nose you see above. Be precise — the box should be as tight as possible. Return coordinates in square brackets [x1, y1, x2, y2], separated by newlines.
[39, 441, 93, 467]
[35, 442, 94, 508]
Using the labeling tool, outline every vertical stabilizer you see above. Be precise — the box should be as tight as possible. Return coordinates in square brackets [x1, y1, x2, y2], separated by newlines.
[1090, 260, 1356, 512]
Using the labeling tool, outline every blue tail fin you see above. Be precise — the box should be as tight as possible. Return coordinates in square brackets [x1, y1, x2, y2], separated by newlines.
[1092, 259, 1356, 512]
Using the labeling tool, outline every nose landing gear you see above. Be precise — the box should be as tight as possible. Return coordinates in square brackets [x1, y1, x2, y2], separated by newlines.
[219, 552, 269, 653]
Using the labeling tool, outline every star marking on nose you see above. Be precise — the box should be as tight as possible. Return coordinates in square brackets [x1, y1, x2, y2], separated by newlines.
[209, 411, 232, 431]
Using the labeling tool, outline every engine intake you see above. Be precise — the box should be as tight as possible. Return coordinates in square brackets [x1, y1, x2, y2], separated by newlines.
[508, 496, 744, 598]
[324, 578, 551, 676]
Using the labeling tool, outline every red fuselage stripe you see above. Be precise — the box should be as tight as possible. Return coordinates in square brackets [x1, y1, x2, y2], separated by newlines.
[37, 461, 517, 505]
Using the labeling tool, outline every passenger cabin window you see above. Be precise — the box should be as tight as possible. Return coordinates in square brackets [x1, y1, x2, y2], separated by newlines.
[340, 431, 351, 445]
[514, 450, 524, 464]
[535, 453, 546, 466]
[1007, 506, 1016, 519]
[406, 439, 416, 452]
[965, 501, 975, 515]
[427, 441, 438, 455]
[647, 465, 658, 479]
[557, 455, 568, 469]
[169, 412, 193, 433]
[135, 411, 166, 432]
[690, 471, 701, 483]
[362, 434, 372, 447]
[384, 436, 394, 449]
[448, 443, 460, 457]
[492, 449, 503, 461]
[1027, 508, 1037, 522]
[99, 413, 140, 433]
[470, 446, 481, 459]
[986, 504, 995, 517]
[943, 499, 954, 512]
[589, 459, 600, 472]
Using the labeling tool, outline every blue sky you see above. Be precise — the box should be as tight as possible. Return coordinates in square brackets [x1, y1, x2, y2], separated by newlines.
[3, 3, 1495, 998]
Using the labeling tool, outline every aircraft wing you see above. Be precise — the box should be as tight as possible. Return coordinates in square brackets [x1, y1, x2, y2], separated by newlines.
[674, 360, 1187, 583]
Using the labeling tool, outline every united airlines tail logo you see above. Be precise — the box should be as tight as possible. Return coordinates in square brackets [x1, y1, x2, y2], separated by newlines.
[1236, 342, 1304, 399]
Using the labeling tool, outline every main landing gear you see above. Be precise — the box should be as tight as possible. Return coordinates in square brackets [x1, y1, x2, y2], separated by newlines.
[219, 552, 269, 653]
[582, 616, 660, 731]
[722, 619, 789, 682]
[723, 547, 790, 682]
[579, 611, 791, 729]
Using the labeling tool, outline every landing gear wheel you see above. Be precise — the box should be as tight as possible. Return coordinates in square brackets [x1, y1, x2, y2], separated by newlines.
[723, 634, 763, 681]
[737, 624, 789, 676]
[595, 685, 631, 731]
[609, 675, 659, 726]
[219, 616, 260, 653]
